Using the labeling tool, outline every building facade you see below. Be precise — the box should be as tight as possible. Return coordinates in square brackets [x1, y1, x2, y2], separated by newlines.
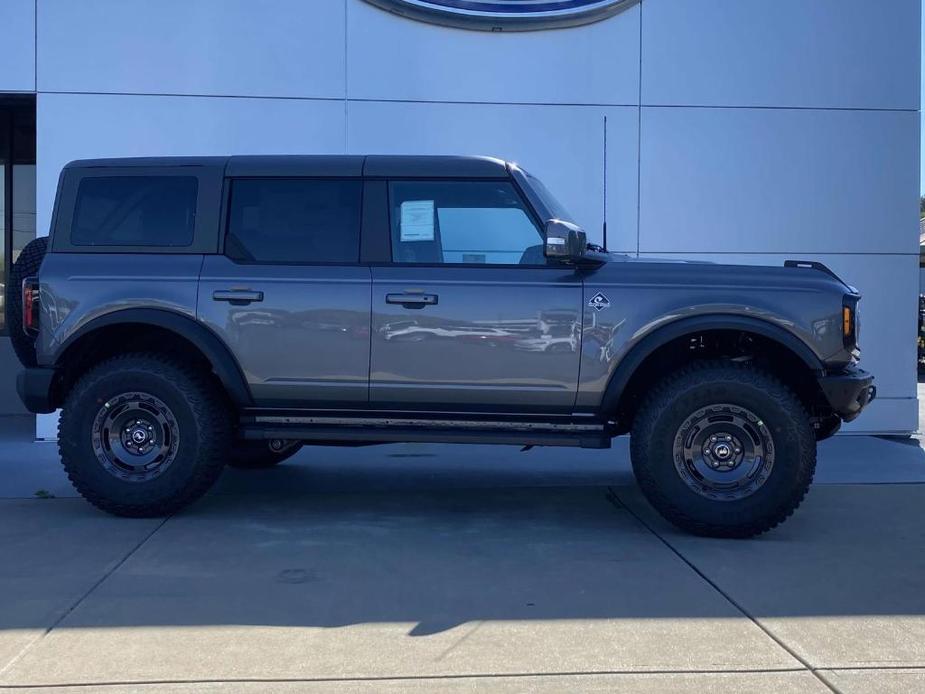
[0, 0, 920, 435]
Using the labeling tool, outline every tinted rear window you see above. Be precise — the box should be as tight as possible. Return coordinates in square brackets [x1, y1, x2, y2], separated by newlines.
[226, 179, 362, 263]
[72, 176, 198, 247]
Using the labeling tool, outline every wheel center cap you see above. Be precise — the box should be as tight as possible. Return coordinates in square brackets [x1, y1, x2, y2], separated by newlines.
[702, 432, 744, 471]
[131, 428, 148, 445]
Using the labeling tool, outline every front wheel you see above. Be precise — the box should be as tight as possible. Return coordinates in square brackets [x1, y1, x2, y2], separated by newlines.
[59, 354, 231, 517]
[630, 361, 816, 538]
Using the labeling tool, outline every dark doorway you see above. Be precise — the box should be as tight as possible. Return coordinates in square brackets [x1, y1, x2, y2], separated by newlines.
[1, 96, 37, 333]
[0, 96, 37, 414]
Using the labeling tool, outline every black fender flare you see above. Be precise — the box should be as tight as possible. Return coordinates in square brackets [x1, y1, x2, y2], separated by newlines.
[55, 308, 253, 407]
[600, 314, 825, 415]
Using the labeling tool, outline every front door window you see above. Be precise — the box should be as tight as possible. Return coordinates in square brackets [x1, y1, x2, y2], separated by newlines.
[389, 180, 547, 266]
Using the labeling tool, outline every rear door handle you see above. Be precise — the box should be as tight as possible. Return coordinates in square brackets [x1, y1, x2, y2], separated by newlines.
[213, 289, 264, 305]
[386, 293, 438, 308]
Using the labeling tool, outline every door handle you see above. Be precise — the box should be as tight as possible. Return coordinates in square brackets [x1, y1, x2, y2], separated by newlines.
[386, 293, 438, 308]
[213, 289, 264, 305]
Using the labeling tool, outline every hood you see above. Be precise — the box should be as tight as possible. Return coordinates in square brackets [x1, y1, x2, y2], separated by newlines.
[585, 252, 853, 295]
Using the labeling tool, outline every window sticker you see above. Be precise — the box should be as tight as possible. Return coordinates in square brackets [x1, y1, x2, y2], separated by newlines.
[400, 200, 435, 242]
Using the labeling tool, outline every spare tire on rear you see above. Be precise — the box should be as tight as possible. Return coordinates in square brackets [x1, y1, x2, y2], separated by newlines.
[5, 236, 48, 367]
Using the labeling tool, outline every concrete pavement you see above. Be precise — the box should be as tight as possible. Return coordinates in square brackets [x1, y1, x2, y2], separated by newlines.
[0, 416, 924, 692]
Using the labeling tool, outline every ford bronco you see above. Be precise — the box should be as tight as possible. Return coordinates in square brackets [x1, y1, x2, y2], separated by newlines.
[7, 155, 875, 537]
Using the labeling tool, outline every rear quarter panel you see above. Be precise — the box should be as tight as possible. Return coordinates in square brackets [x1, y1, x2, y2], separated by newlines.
[37, 253, 203, 365]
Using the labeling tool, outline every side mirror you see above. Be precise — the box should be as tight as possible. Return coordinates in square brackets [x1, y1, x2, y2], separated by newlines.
[544, 219, 587, 262]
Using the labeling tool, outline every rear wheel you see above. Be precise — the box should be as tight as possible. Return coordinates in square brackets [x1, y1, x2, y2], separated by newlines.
[630, 361, 816, 538]
[59, 354, 231, 517]
[227, 441, 303, 469]
[5, 236, 48, 367]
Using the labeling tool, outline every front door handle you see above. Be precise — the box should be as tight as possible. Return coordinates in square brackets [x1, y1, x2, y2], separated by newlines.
[213, 289, 264, 305]
[386, 293, 438, 308]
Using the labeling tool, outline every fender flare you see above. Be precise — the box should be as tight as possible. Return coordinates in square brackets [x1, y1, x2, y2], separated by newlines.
[55, 308, 253, 407]
[600, 314, 825, 414]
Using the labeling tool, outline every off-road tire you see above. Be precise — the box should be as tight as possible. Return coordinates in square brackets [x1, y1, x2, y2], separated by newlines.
[5, 236, 48, 367]
[630, 361, 816, 538]
[59, 354, 231, 517]
[227, 442, 303, 469]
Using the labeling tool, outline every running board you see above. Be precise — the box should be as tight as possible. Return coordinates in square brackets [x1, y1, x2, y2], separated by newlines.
[240, 415, 613, 449]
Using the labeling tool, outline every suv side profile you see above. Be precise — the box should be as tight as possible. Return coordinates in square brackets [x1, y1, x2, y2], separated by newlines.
[8, 155, 875, 538]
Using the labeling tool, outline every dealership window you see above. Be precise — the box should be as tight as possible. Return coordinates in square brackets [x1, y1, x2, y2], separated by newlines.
[72, 176, 198, 247]
[226, 179, 362, 264]
[0, 99, 36, 334]
[389, 180, 545, 265]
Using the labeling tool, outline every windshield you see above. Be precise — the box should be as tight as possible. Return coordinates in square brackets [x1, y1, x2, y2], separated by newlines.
[523, 172, 576, 224]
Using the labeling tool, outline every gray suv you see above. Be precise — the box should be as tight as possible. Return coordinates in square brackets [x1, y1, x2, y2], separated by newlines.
[7, 155, 876, 537]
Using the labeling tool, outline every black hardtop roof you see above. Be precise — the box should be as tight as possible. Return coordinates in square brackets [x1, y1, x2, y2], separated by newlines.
[63, 155, 512, 178]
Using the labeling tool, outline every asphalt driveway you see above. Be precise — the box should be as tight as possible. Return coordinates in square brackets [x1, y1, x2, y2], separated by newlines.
[0, 416, 924, 692]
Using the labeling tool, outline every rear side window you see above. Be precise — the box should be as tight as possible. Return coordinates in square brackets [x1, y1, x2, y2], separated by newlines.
[226, 179, 362, 264]
[72, 176, 198, 247]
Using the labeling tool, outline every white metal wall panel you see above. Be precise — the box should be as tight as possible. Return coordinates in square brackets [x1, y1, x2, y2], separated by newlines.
[642, 0, 921, 110]
[639, 107, 920, 255]
[347, 0, 640, 105]
[0, 0, 35, 92]
[37, 0, 347, 99]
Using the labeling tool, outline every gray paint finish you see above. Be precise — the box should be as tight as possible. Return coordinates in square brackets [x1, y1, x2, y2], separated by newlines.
[370, 265, 583, 411]
[577, 257, 849, 410]
[37, 253, 203, 363]
[30, 156, 859, 425]
[198, 256, 372, 407]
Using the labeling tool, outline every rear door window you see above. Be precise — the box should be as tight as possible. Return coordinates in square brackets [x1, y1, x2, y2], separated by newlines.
[226, 179, 362, 264]
[72, 176, 198, 247]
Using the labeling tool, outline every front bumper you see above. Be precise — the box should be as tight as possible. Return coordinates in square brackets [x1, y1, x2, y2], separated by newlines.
[16, 367, 58, 414]
[818, 367, 876, 423]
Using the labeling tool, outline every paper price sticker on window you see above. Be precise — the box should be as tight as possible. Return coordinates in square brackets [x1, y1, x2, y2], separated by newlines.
[400, 200, 436, 242]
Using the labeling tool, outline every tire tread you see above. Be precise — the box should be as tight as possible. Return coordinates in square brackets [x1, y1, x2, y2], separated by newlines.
[630, 359, 816, 538]
[58, 352, 230, 517]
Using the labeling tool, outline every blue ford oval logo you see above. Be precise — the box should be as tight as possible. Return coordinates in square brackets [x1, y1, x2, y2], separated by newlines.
[363, 0, 639, 31]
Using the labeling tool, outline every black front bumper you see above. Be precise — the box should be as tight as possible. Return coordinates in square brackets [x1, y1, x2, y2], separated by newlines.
[818, 367, 876, 423]
[16, 367, 58, 414]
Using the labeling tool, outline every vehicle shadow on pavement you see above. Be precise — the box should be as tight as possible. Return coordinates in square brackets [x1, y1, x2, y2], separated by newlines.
[2, 449, 925, 684]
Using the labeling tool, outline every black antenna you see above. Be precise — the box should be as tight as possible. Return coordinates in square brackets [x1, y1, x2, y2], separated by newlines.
[602, 114, 608, 251]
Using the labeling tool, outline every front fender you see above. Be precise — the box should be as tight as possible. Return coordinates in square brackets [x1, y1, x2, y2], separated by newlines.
[594, 313, 826, 416]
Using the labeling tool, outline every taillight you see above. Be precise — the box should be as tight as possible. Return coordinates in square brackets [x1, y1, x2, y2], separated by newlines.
[22, 277, 40, 335]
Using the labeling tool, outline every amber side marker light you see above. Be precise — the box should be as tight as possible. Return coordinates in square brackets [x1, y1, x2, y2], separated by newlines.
[842, 297, 859, 352]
